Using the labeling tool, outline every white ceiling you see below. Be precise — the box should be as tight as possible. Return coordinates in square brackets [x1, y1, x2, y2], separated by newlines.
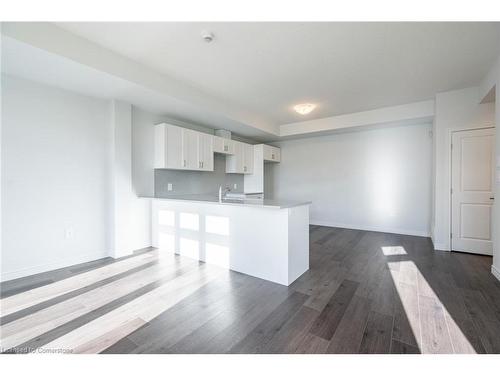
[1, 36, 276, 140]
[57, 22, 500, 125]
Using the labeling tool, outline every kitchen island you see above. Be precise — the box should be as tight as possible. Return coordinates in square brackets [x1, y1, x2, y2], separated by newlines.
[144, 195, 311, 286]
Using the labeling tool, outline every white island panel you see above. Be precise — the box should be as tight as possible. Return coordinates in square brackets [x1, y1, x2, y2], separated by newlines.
[150, 198, 310, 285]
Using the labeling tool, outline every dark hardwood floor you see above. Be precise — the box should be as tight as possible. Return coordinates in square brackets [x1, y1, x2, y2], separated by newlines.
[2, 226, 500, 354]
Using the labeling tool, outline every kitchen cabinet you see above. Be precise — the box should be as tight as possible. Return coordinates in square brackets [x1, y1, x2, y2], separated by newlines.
[213, 136, 234, 155]
[243, 143, 254, 173]
[183, 128, 199, 169]
[226, 141, 254, 174]
[155, 123, 182, 169]
[198, 132, 214, 171]
[155, 123, 276, 175]
[154, 123, 214, 171]
[243, 144, 280, 194]
[226, 141, 244, 173]
[263, 144, 280, 162]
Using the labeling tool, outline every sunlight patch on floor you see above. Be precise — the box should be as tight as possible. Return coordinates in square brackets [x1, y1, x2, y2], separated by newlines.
[383, 246, 477, 354]
[381, 246, 407, 256]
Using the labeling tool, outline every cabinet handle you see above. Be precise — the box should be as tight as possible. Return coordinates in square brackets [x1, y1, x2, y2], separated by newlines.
[272, 154, 275, 159]
[202, 161, 204, 168]
[183, 160, 186, 167]
[244, 166, 247, 172]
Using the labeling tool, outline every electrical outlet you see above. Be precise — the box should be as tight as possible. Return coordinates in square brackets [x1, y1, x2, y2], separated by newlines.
[167, 183, 173, 191]
[65, 228, 74, 239]
[233, 183, 238, 190]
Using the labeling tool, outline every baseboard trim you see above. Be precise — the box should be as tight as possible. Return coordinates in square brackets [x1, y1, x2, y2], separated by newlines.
[309, 219, 430, 238]
[0, 250, 109, 282]
[492, 265, 500, 282]
[432, 243, 450, 251]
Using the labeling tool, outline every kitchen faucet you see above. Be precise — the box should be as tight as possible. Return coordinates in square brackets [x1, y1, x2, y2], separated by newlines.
[218, 185, 231, 201]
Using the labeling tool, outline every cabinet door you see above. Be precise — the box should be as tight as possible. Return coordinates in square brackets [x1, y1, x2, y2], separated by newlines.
[214, 136, 234, 155]
[226, 141, 244, 173]
[213, 136, 224, 153]
[182, 128, 198, 170]
[198, 133, 214, 171]
[165, 125, 183, 169]
[243, 144, 254, 174]
[223, 139, 235, 154]
[154, 124, 166, 168]
[263, 145, 280, 162]
[272, 148, 281, 162]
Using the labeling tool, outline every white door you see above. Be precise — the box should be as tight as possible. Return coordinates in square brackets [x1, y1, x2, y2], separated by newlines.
[451, 127, 495, 255]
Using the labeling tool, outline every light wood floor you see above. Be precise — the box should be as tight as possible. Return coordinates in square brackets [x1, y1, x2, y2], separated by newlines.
[1, 226, 500, 354]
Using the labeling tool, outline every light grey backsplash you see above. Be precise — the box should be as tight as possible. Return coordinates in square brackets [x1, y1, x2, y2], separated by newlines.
[263, 162, 277, 199]
[155, 154, 244, 197]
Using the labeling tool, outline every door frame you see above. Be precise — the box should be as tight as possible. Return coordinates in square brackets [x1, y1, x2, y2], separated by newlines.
[448, 125, 495, 253]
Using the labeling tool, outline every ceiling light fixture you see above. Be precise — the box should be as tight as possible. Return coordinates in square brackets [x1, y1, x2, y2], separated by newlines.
[293, 103, 317, 115]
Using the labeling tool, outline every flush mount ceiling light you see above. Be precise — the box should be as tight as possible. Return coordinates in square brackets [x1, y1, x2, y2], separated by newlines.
[293, 103, 317, 115]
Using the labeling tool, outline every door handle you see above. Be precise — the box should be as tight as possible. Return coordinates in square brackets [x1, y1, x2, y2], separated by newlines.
[490, 197, 495, 200]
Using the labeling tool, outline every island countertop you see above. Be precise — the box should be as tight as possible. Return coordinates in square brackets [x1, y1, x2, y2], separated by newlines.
[139, 194, 311, 209]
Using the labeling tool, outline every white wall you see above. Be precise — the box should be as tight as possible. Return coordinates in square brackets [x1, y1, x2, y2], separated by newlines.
[1, 75, 112, 280]
[110, 101, 151, 258]
[1, 78, 157, 280]
[432, 87, 495, 250]
[271, 122, 433, 237]
[480, 57, 500, 278]
[494, 69, 500, 278]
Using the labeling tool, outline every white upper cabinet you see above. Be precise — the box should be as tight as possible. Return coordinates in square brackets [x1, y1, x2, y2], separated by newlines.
[263, 144, 280, 162]
[243, 143, 254, 174]
[226, 141, 244, 173]
[155, 123, 273, 174]
[226, 141, 254, 174]
[155, 123, 183, 169]
[213, 136, 234, 155]
[198, 132, 214, 171]
[183, 128, 199, 170]
[154, 123, 214, 171]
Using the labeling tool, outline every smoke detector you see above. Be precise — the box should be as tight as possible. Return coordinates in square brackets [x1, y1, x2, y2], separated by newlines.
[201, 31, 214, 43]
